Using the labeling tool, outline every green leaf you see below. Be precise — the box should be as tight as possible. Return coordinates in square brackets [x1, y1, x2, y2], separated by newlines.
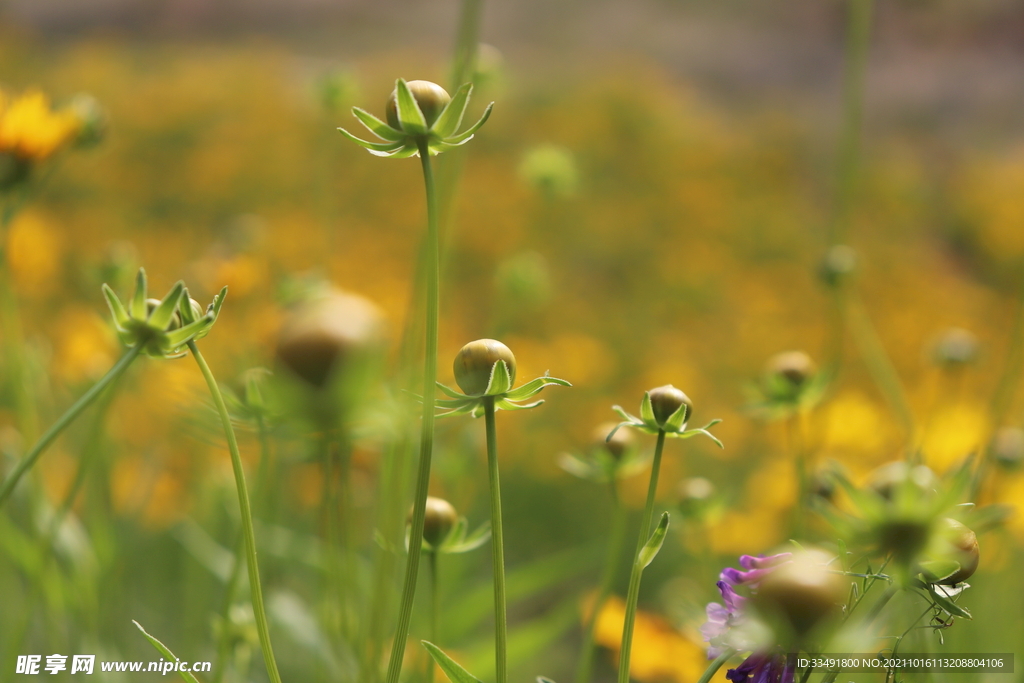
[538, 678, 557, 683]
[422, 642, 484, 683]
[210, 286, 228, 318]
[665, 401, 689, 431]
[611, 406, 636, 423]
[444, 522, 492, 554]
[395, 79, 428, 134]
[436, 382, 467, 399]
[837, 538, 849, 573]
[638, 512, 670, 568]
[148, 281, 185, 329]
[338, 127, 406, 152]
[639, 392, 656, 426]
[496, 398, 544, 412]
[432, 83, 472, 138]
[179, 287, 197, 325]
[165, 315, 213, 348]
[485, 360, 514, 395]
[102, 284, 130, 329]
[351, 107, 405, 141]
[444, 102, 493, 144]
[675, 428, 724, 449]
[505, 375, 572, 401]
[927, 585, 972, 619]
[133, 621, 202, 683]
[131, 268, 148, 320]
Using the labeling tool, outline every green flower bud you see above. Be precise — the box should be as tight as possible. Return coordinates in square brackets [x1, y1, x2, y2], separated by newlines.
[410, 496, 458, 549]
[593, 421, 634, 460]
[818, 244, 858, 287]
[991, 426, 1024, 470]
[752, 550, 845, 643]
[931, 327, 979, 368]
[647, 385, 692, 428]
[386, 80, 451, 130]
[931, 518, 979, 586]
[453, 339, 516, 396]
[766, 351, 816, 389]
[275, 289, 385, 388]
[145, 298, 181, 331]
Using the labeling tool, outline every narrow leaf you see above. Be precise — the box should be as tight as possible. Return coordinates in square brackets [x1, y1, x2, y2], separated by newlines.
[338, 127, 406, 152]
[928, 585, 972, 619]
[133, 621, 202, 683]
[640, 392, 656, 426]
[395, 79, 428, 134]
[102, 284, 130, 329]
[351, 107, 405, 141]
[148, 281, 185, 329]
[445, 102, 493, 144]
[637, 512, 670, 568]
[432, 83, 473, 138]
[421, 641, 484, 683]
[485, 359, 513, 396]
[131, 268, 148, 320]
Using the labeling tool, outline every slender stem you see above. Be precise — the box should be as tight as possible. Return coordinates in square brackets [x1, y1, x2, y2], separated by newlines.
[384, 138, 441, 683]
[696, 649, 735, 683]
[617, 430, 666, 683]
[188, 341, 282, 683]
[0, 344, 142, 508]
[846, 295, 914, 442]
[828, 0, 873, 247]
[428, 550, 440, 683]
[449, 0, 483, 92]
[575, 481, 627, 683]
[483, 396, 509, 683]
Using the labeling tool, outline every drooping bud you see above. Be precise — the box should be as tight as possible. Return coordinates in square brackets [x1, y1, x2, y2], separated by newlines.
[386, 80, 451, 130]
[647, 385, 692, 428]
[453, 339, 516, 396]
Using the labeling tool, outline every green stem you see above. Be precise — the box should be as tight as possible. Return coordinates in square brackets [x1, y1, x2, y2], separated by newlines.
[696, 649, 735, 683]
[188, 341, 282, 683]
[846, 294, 914, 442]
[483, 396, 509, 683]
[428, 550, 440, 683]
[617, 430, 666, 683]
[828, 0, 873, 247]
[449, 0, 483, 92]
[383, 138, 441, 683]
[0, 344, 142, 509]
[575, 482, 627, 683]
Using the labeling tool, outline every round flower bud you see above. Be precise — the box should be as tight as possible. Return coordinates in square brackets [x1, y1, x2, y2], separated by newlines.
[931, 327, 979, 368]
[867, 461, 937, 501]
[647, 385, 692, 427]
[275, 289, 385, 388]
[409, 496, 458, 549]
[765, 351, 816, 390]
[386, 80, 451, 130]
[752, 550, 845, 642]
[991, 426, 1024, 470]
[932, 518, 979, 586]
[592, 421, 634, 460]
[453, 339, 516, 396]
[818, 244, 858, 287]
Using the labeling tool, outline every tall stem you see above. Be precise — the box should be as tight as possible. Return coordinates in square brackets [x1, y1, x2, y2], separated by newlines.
[428, 550, 440, 683]
[696, 649, 735, 683]
[0, 344, 142, 508]
[188, 341, 282, 683]
[575, 482, 627, 683]
[617, 430, 666, 683]
[483, 396, 508, 683]
[384, 138, 441, 683]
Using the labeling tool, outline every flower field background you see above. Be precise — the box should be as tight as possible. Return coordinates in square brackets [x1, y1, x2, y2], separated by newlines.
[2, 3, 1024, 682]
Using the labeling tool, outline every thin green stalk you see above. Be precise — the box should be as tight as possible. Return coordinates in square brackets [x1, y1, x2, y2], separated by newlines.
[483, 396, 508, 683]
[188, 341, 281, 683]
[828, 0, 873, 247]
[0, 344, 142, 508]
[449, 0, 483, 92]
[575, 481, 627, 683]
[696, 649, 735, 683]
[846, 295, 914, 442]
[383, 138, 441, 683]
[617, 430, 666, 683]
[428, 550, 440, 683]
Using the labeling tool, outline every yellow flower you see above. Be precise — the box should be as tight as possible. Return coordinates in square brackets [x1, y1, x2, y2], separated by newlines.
[0, 88, 81, 161]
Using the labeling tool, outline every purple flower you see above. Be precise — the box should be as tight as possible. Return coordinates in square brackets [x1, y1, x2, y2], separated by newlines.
[725, 651, 795, 683]
[701, 554, 795, 677]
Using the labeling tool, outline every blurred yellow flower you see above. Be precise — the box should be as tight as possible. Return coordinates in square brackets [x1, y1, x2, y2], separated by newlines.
[5, 211, 63, 293]
[921, 404, 987, 473]
[53, 306, 115, 382]
[0, 88, 81, 161]
[594, 595, 707, 683]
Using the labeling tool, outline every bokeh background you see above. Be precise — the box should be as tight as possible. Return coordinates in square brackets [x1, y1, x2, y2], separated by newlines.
[2, 0, 1024, 681]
